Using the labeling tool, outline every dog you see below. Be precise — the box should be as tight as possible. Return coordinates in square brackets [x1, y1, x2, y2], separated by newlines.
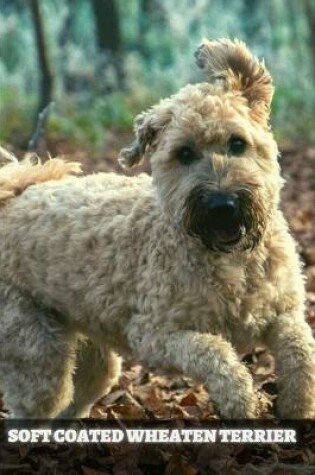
[0, 39, 314, 419]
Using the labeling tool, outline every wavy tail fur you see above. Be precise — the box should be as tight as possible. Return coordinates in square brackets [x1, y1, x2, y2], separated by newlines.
[0, 155, 81, 204]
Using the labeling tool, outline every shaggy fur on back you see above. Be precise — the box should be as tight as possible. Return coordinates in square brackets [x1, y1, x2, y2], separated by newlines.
[0, 39, 314, 420]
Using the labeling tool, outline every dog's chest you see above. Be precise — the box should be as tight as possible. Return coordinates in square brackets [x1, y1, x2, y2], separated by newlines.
[174, 257, 276, 344]
[143, 238, 277, 345]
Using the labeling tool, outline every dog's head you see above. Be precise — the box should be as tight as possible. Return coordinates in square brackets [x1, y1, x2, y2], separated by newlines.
[119, 39, 283, 252]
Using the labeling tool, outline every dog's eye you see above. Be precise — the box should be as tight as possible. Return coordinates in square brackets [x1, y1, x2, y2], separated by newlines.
[175, 145, 200, 165]
[228, 136, 247, 156]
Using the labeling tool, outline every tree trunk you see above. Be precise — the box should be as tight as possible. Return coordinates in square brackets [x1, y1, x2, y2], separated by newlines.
[139, 0, 158, 38]
[139, 0, 166, 61]
[303, 0, 315, 78]
[242, 0, 260, 43]
[90, 0, 124, 90]
[58, 0, 77, 92]
[59, 0, 76, 49]
[29, 0, 54, 115]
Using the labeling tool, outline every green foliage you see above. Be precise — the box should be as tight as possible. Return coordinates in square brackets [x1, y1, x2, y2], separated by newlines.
[1, 0, 315, 149]
[40, 90, 156, 150]
[48, 93, 136, 150]
[0, 86, 36, 145]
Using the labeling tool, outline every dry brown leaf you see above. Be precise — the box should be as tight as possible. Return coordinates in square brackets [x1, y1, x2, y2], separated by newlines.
[302, 448, 315, 465]
[179, 392, 198, 407]
[165, 455, 197, 475]
[82, 467, 109, 475]
[144, 387, 164, 412]
[304, 247, 315, 265]
[100, 390, 127, 406]
[108, 404, 146, 419]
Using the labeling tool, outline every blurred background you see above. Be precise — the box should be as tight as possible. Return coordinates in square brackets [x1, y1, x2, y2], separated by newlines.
[0, 0, 315, 158]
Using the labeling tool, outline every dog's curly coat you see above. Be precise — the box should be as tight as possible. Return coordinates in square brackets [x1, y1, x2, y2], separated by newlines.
[0, 39, 314, 419]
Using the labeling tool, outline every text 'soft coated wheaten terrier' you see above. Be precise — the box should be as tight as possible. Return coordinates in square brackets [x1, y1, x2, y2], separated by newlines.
[0, 39, 314, 419]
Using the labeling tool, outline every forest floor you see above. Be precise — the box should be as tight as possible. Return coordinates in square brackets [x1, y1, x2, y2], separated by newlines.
[0, 134, 315, 474]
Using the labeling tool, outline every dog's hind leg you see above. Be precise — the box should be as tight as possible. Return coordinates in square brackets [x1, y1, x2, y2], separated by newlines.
[0, 285, 77, 418]
[57, 340, 122, 418]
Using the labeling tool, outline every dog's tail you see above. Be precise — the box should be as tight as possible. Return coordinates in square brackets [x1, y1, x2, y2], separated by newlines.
[0, 151, 82, 204]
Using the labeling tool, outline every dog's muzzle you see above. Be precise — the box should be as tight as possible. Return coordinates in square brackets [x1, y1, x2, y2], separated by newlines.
[206, 193, 244, 246]
[183, 187, 264, 252]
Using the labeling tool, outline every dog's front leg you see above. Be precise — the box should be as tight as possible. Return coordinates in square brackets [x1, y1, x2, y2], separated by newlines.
[128, 329, 258, 418]
[265, 313, 315, 418]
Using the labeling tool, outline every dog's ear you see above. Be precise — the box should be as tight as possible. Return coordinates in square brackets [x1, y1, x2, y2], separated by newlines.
[195, 38, 274, 126]
[119, 104, 173, 168]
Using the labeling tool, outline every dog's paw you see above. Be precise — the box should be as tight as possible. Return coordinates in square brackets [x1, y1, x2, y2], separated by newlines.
[216, 392, 259, 419]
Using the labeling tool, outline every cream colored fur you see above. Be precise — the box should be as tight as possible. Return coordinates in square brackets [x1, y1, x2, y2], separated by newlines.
[0, 39, 314, 419]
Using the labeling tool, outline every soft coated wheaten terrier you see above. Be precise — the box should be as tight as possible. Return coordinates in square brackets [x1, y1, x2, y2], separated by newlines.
[0, 39, 314, 419]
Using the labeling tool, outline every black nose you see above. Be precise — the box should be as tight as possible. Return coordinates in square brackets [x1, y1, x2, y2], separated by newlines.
[207, 193, 239, 228]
